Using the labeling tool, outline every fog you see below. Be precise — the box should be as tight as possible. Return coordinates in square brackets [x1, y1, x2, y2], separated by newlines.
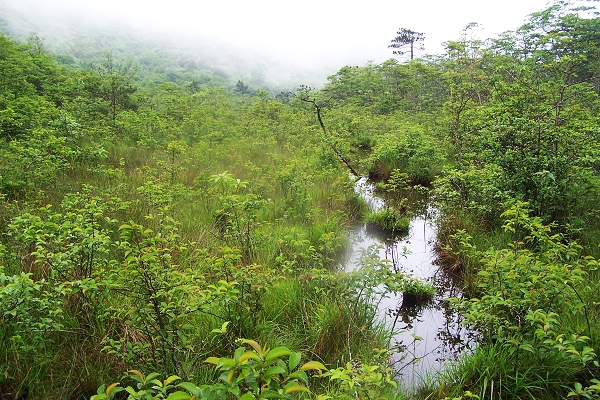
[1, 0, 555, 86]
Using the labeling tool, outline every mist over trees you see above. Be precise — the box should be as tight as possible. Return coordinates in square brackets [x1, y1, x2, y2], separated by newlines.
[0, 0, 330, 91]
[0, 1, 600, 399]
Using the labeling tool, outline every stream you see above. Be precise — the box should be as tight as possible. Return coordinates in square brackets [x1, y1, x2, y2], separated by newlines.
[344, 177, 475, 390]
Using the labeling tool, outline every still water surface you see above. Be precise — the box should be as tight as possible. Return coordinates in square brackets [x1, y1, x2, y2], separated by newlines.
[344, 177, 475, 390]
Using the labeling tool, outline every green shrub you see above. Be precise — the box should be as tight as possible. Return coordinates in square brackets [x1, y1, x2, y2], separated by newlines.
[401, 277, 435, 305]
[364, 127, 445, 184]
[92, 340, 327, 400]
[365, 208, 409, 233]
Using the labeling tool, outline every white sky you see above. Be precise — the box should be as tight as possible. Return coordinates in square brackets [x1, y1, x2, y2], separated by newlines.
[3, 0, 566, 81]
[9, 0, 554, 66]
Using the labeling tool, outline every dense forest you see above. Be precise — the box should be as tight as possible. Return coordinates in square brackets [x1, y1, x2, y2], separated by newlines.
[0, 1, 599, 399]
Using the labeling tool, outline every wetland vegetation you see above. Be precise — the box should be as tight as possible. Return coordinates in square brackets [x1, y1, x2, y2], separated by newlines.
[1, 1, 600, 398]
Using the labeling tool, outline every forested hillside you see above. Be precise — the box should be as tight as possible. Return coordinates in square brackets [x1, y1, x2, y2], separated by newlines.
[0, 0, 326, 91]
[0, 1, 599, 399]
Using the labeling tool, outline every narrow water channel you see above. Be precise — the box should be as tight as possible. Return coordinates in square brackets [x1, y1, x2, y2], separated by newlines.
[344, 177, 474, 390]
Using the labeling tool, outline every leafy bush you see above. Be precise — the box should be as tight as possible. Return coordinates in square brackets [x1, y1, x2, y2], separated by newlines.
[92, 340, 327, 400]
[365, 127, 445, 184]
[365, 208, 409, 233]
[446, 201, 599, 398]
[92, 340, 403, 400]
[400, 277, 435, 305]
[433, 163, 512, 228]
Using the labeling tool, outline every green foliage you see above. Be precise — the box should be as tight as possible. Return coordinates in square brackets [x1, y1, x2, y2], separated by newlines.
[210, 172, 267, 262]
[436, 1, 600, 228]
[400, 277, 435, 301]
[365, 208, 410, 233]
[93, 341, 405, 400]
[364, 125, 445, 184]
[320, 348, 398, 399]
[321, 60, 446, 114]
[440, 338, 597, 400]
[0, 128, 106, 199]
[450, 201, 593, 337]
[200, 246, 281, 342]
[91, 370, 214, 400]
[0, 267, 64, 353]
[6, 188, 127, 345]
[569, 377, 600, 399]
[102, 213, 208, 376]
[2, 2, 600, 397]
[0, 34, 63, 139]
[440, 392, 479, 400]
[10, 189, 121, 282]
[205, 339, 320, 399]
[433, 164, 512, 227]
[94, 52, 138, 123]
[92, 341, 326, 400]
[235, 80, 250, 95]
[446, 201, 599, 398]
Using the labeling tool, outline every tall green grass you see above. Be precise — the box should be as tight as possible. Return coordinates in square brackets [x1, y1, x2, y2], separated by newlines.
[431, 341, 594, 400]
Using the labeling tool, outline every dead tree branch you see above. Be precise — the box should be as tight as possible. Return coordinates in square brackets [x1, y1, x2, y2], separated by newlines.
[299, 96, 359, 177]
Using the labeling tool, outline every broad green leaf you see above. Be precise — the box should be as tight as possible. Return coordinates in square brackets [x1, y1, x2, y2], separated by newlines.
[287, 370, 308, 384]
[166, 391, 192, 400]
[265, 346, 293, 361]
[288, 352, 301, 371]
[234, 347, 245, 363]
[240, 351, 262, 363]
[284, 383, 310, 394]
[300, 361, 326, 372]
[164, 375, 181, 385]
[519, 343, 534, 353]
[177, 382, 202, 396]
[150, 379, 164, 388]
[257, 389, 283, 398]
[263, 366, 287, 379]
[145, 372, 160, 384]
[211, 321, 230, 334]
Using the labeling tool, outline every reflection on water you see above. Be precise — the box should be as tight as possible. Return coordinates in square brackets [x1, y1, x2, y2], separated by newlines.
[345, 177, 475, 390]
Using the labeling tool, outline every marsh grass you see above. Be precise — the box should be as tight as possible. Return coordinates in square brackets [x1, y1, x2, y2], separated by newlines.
[257, 279, 310, 351]
[400, 278, 436, 307]
[257, 277, 390, 367]
[1, 334, 118, 400]
[430, 341, 594, 400]
[365, 207, 410, 233]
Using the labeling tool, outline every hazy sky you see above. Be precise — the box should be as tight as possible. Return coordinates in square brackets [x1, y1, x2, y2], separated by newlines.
[6, 0, 555, 68]
[104, 0, 555, 64]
